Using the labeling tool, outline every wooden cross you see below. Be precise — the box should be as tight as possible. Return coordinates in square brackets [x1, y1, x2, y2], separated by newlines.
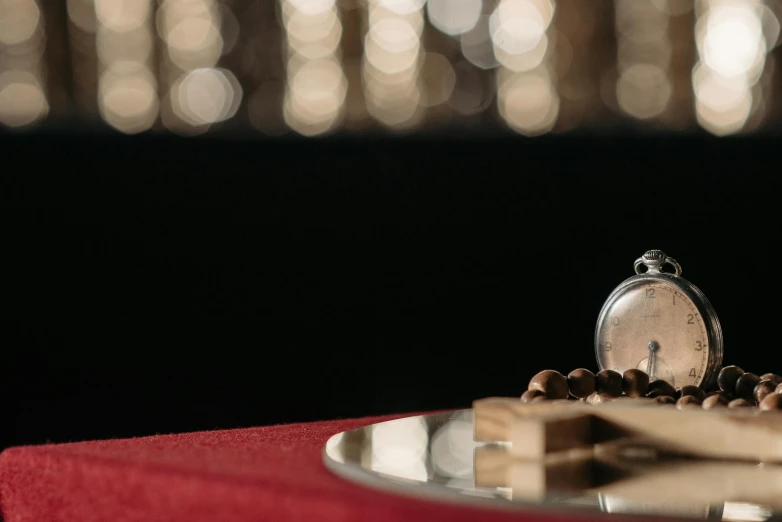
[474, 445, 782, 508]
[473, 397, 782, 507]
[473, 397, 782, 462]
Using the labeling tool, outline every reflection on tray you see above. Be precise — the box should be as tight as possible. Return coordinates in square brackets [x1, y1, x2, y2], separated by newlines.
[474, 444, 782, 518]
[323, 410, 780, 521]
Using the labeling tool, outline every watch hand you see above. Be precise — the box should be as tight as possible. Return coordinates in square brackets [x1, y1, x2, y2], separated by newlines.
[648, 341, 659, 380]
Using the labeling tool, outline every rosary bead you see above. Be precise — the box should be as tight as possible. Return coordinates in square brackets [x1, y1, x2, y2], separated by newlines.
[676, 395, 702, 410]
[702, 394, 729, 409]
[521, 390, 544, 403]
[586, 392, 615, 405]
[735, 373, 761, 401]
[531, 395, 548, 403]
[777, 382, 782, 395]
[654, 395, 676, 405]
[596, 369, 624, 397]
[718, 366, 745, 393]
[759, 393, 782, 411]
[761, 373, 782, 386]
[677, 385, 706, 401]
[567, 368, 596, 399]
[529, 370, 569, 399]
[754, 380, 778, 404]
[622, 369, 649, 398]
[646, 379, 677, 399]
[728, 398, 754, 408]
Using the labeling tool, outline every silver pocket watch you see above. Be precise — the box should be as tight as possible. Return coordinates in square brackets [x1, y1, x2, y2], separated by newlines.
[595, 250, 723, 389]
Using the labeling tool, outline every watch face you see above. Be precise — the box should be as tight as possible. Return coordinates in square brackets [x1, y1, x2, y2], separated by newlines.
[596, 278, 711, 388]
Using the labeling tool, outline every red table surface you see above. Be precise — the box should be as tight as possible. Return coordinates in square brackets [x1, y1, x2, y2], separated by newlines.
[1, 411, 616, 522]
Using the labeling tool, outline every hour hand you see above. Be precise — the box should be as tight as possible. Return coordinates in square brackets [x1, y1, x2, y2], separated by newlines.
[647, 341, 659, 379]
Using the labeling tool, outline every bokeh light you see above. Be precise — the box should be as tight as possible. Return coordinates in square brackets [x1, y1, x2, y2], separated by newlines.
[692, 0, 777, 135]
[0, 0, 48, 128]
[0, 0, 779, 136]
[493, 0, 559, 135]
[614, 0, 673, 121]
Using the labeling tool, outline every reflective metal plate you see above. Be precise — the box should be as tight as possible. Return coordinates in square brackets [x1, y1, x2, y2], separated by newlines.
[323, 410, 779, 520]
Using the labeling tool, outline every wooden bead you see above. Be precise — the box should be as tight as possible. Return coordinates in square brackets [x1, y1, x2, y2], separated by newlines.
[759, 393, 782, 411]
[531, 395, 548, 403]
[646, 379, 677, 399]
[718, 365, 745, 393]
[776, 382, 782, 395]
[676, 395, 702, 410]
[761, 373, 782, 386]
[702, 394, 729, 410]
[754, 380, 778, 404]
[654, 395, 676, 405]
[735, 373, 761, 401]
[622, 369, 649, 398]
[728, 398, 754, 408]
[529, 370, 569, 399]
[521, 390, 543, 403]
[586, 392, 615, 405]
[596, 369, 623, 397]
[677, 385, 706, 401]
[567, 368, 596, 399]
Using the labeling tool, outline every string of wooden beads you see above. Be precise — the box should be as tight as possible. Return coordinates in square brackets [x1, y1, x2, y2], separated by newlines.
[522, 365, 782, 412]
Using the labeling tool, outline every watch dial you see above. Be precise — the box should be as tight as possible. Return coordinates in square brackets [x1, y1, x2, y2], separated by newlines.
[596, 280, 710, 387]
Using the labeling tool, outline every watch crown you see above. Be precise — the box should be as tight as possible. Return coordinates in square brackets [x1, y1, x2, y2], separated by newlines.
[634, 250, 681, 276]
[643, 250, 666, 262]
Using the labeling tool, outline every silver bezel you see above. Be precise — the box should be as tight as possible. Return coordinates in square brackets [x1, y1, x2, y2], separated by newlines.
[594, 272, 723, 389]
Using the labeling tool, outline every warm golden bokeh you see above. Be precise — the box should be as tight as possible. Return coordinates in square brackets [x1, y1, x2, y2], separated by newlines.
[0, 0, 779, 136]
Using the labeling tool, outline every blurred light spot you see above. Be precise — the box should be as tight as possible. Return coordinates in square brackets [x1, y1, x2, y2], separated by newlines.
[94, 0, 150, 33]
[693, 62, 752, 135]
[616, 63, 671, 119]
[495, 32, 548, 72]
[165, 18, 223, 68]
[368, 17, 420, 54]
[365, 81, 422, 126]
[286, 8, 339, 43]
[365, 21, 420, 75]
[96, 26, 154, 66]
[99, 62, 158, 133]
[370, 417, 428, 481]
[287, 0, 335, 16]
[499, 68, 559, 135]
[285, 59, 346, 136]
[287, 9, 342, 60]
[490, 0, 553, 56]
[0, 0, 41, 46]
[421, 52, 456, 106]
[461, 15, 499, 69]
[0, 70, 48, 127]
[172, 67, 242, 126]
[369, 4, 425, 35]
[427, 0, 482, 36]
[698, 3, 765, 78]
[158, 0, 224, 69]
[363, 0, 426, 129]
[378, 0, 426, 16]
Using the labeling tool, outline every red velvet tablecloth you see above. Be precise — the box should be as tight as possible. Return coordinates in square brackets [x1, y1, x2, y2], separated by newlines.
[0, 411, 608, 522]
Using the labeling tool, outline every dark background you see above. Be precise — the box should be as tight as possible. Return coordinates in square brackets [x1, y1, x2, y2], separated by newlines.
[1, 129, 779, 452]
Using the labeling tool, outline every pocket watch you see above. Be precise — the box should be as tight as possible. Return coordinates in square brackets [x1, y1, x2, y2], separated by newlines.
[595, 250, 723, 389]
